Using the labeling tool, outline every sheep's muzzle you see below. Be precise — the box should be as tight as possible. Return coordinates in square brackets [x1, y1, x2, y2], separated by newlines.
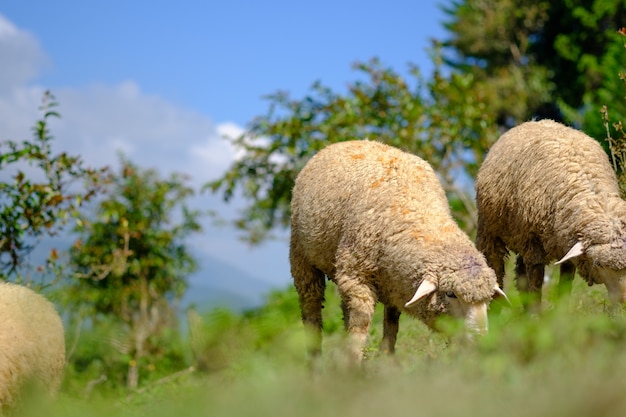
[599, 271, 626, 308]
[463, 301, 488, 335]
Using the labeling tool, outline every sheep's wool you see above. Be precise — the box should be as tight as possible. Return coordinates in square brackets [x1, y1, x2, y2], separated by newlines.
[291, 140, 497, 359]
[476, 119, 626, 305]
[0, 282, 65, 410]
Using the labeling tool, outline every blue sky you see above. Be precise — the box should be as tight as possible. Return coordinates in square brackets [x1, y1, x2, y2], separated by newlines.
[0, 1, 448, 291]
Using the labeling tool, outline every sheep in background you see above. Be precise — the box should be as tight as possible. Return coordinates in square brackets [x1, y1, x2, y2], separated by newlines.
[290, 140, 504, 363]
[0, 282, 65, 411]
[476, 119, 626, 311]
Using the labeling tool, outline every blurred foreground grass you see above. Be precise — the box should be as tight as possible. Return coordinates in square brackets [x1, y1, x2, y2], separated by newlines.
[22, 275, 626, 417]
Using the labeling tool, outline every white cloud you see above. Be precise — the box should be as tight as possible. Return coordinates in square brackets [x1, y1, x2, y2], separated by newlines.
[189, 121, 252, 181]
[50, 80, 231, 185]
[217, 121, 245, 140]
[0, 15, 48, 94]
[1, 79, 236, 188]
[0, 15, 244, 187]
[0, 15, 17, 37]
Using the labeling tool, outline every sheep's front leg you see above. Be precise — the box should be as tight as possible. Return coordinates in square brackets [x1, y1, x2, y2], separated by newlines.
[380, 306, 400, 354]
[335, 273, 376, 364]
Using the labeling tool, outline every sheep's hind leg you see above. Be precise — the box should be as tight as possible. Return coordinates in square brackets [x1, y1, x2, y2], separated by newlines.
[380, 305, 400, 354]
[558, 261, 575, 300]
[295, 268, 326, 359]
[335, 273, 376, 364]
[291, 244, 326, 359]
[476, 233, 507, 291]
[515, 256, 545, 312]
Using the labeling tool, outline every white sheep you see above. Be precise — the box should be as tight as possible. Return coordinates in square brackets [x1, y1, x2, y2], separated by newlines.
[290, 140, 504, 363]
[0, 281, 65, 411]
[476, 119, 626, 310]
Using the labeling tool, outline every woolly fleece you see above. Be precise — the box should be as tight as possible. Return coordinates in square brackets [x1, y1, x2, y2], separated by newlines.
[476, 119, 626, 305]
[0, 282, 65, 410]
[290, 140, 497, 358]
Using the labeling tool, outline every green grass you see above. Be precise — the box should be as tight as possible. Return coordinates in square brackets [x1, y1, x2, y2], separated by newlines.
[18, 274, 626, 417]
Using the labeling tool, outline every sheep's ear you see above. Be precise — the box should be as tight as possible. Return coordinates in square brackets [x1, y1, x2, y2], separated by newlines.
[405, 279, 437, 307]
[555, 241, 585, 265]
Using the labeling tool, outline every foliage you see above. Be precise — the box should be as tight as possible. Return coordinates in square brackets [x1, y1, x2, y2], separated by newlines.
[0, 91, 108, 279]
[442, 0, 626, 136]
[207, 58, 498, 243]
[62, 316, 189, 398]
[188, 287, 307, 374]
[64, 155, 202, 389]
[442, 0, 554, 126]
[601, 28, 626, 197]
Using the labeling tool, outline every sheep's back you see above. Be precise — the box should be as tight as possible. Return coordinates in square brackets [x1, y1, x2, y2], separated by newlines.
[291, 140, 453, 273]
[476, 119, 621, 255]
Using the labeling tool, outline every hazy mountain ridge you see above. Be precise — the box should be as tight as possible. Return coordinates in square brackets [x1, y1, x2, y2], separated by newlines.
[27, 237, 278, 312]
[184, 254, 276, 312]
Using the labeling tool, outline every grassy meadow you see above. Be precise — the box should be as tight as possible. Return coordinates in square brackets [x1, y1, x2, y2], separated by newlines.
[21, 267, 626, 417]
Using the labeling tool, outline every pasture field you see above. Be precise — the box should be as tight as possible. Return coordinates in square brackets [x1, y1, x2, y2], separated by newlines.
[22, 273, 626, 417]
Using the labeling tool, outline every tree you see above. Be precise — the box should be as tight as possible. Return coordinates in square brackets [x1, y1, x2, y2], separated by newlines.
[441, 0, 553, 127]
[207, 58, 498, 243]
[441, 0, 626, 135]
[0, 91, 107, 279]
[602, 28, 626, 194]
[66, 156, 202, 389]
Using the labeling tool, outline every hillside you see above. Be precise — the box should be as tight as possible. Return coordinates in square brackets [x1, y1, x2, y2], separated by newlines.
[26, 237, 280, 312]
[183, 254, 277, 312]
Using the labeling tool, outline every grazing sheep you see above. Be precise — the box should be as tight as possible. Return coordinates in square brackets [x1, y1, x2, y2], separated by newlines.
[476, 119, 626, 310]
[290, 140, 503, 363]
[0, 282, 65, 410]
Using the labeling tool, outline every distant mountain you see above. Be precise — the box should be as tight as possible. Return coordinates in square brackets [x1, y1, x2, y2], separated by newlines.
[183, 254, 275, 312]
[27, 237, 277, 313]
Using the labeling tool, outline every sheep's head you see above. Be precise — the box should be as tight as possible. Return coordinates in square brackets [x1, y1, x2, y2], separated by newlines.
[557, 239, 626, 306]
[404, 253, 506, 335]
